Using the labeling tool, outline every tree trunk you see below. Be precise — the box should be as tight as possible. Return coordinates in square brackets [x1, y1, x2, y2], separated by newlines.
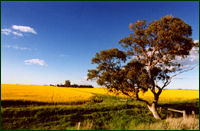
[147, 103, 162, 120]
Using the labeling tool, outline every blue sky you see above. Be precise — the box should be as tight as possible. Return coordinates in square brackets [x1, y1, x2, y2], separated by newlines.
[1, 1, 199, 89]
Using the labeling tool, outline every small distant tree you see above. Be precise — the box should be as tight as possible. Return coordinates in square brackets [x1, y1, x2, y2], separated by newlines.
[72, 84, 79, 87]
[88, 16, 198, 120]
[65, 80, 71, 87]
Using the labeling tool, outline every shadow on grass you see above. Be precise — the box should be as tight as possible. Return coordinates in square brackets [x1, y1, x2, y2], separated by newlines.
[1, 97, 199, 130]
[159, 100, 199, 115]
[1, 100, 90, 107]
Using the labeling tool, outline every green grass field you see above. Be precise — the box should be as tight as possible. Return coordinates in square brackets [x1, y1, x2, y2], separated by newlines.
[1, 93, 199, 130]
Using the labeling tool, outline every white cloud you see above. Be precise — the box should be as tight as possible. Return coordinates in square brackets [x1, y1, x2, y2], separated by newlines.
[194, 40, 199, 44]
[5, 45, 31, 50]
[5, 45, 11, 48]
[1, 28, 12, 35]
[173, 40, 199, 69]
[176, 46, 199, 68]
[24, 59, 47, 66]
[2, 28, 23, 37]
[75, 76, 102, 88]
[12, 25, 37, 34]
[131, 42, 199, 70]
[2, 25, 37, 37]
[12, 31, 23, 37]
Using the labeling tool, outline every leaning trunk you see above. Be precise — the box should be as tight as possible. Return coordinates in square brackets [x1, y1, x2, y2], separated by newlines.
[147, 102, 162, 120]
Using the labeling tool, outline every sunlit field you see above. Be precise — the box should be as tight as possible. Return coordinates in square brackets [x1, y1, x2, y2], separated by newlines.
[140, 89, 199, 102]
[1, 84, 94, 103]
[1, 84, 199, 130]
[1, 84, 199, 103]
[73, 87, 199, 102]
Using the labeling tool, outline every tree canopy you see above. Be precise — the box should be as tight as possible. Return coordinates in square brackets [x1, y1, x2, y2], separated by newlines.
[87, 16, 197, 119]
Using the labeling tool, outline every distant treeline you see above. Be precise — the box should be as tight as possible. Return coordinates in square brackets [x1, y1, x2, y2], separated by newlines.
[50, 80, 94, 88]
[55, 84, 93, 88]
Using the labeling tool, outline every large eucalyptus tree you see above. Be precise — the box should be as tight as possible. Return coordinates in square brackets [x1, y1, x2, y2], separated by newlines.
[88, 16, 198, 119]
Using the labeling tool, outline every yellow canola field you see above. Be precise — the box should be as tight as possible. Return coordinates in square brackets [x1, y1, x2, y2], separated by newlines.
[139, 89, 199, 102]
[71, 88, 199, 102]
[1, 84, 199, 103]
[1, 84, 94, 103]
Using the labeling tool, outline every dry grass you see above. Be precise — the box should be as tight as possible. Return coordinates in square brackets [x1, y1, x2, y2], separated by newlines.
[77, 121, 94, 130]
[129, 116, 199, 130]
[68, 116, 199, 130]
[165, 116, 199, 130]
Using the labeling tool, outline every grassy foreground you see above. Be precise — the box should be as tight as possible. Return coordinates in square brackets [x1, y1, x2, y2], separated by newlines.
[1, 84, 199, 130]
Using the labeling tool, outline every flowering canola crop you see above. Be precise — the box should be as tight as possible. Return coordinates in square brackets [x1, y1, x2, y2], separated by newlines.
[1, 84, 199, 103]
[1, 84, 94, 103]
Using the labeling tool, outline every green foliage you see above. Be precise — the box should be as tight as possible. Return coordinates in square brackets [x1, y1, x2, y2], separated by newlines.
[64, 80, 71, 87]
[57, 81, 94, 88]
[87, 16, 197, 120]
[91, 96, 103, 103]
[87, 15, 196, 105]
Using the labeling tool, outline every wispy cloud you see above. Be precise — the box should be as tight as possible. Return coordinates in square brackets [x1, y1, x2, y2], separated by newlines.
[1, 28, 12, 35]
[176, 44, 199, 68]
[76, 76, 101, 87]
[1, 28, 23, 37]
[24, 59, 47, 66]
[12, 25, 37, 34]
[1, 25, 37, 37]
[5, 44, 31, 51]
[12, 31, 23, 37]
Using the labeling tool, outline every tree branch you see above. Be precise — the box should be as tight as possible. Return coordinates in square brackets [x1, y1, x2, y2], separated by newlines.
[161, 65, 198, 89]
[135, 90, 150, 106]
[170, 65, 197, 79]
[155, 84, 161, 90]
[149, 47, 157, 67]
[135, 41, 149, 63]
[121, 89, 131, 97]
[161, 78, 171, 89]
[136, 97, 150, 106]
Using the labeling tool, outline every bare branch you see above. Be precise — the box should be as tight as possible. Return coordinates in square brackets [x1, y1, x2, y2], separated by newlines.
[135, 41, 149, 63]
[170, 65, 198, 79]
[135, 91, 150, 106]
[155, 84, 161, 90]
[136, 97, 150, 106]
[161, 65, 198, 89]
[150, 88, 156, 95]
[121, 89, 131, 97]
[149, 47, 157, 66]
